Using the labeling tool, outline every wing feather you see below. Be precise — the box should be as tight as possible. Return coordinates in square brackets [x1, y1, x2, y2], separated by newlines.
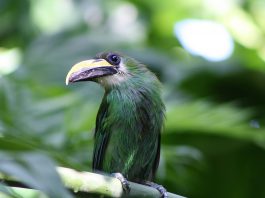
[92, 96, 110, 170]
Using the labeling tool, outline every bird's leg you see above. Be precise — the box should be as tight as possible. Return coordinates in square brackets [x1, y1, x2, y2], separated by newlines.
[111, 172, 130, 193]
[143, 181, 168, 198]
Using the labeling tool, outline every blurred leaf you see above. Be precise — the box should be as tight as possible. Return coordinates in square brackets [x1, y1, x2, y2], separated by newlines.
[0, 138, 35, 151]
[165, 101, 265, 145]
[0, 185, 23, 198]
[0, 152, 72, 198]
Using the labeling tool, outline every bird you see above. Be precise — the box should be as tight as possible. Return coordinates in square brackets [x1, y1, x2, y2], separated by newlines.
[66, 51, 167, 197]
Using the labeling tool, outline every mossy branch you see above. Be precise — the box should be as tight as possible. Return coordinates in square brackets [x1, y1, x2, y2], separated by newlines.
[0, 167, 185, 198]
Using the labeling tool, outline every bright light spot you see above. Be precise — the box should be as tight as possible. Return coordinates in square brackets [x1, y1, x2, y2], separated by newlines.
[83, 4, 103, 27]
[203, 0, 235, 15]
[174, 19, 234, 62]
[226, 8, 263, 49]
[0, 48, 21, 75]
[258, 46, 265, 63]
[108, 3, 146, 42]
[30, 0, 77, 33]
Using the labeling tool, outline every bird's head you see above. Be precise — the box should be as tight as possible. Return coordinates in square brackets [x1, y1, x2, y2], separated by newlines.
[66, 52, 146, 88]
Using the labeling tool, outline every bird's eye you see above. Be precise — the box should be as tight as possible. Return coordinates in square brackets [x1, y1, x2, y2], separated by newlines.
[107, 54, 121, 65]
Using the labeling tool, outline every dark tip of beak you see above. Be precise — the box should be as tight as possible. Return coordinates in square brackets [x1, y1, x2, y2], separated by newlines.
[69, 67, 118, 83]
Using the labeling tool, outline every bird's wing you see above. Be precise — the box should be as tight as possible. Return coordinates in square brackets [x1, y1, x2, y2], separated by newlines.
[152, 133, 161, 179]
[92, 129, 110, 170]
[92, 97, 110, 170]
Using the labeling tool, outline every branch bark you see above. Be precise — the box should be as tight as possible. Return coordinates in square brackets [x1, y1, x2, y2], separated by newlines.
[57, 167, 185, 198]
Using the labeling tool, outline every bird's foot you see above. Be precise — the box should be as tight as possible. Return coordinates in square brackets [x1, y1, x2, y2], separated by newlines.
[111, 172, 130, 194]
[143, 181, 168, 198]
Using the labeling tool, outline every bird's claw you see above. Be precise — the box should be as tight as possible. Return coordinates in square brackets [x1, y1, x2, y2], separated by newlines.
[111, 172, 130, 193]
[144, 181, 168, 198]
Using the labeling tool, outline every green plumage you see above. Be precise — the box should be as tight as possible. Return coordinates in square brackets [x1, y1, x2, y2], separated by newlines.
[92, 52, 165, 182]
[66, 51, 165, 184]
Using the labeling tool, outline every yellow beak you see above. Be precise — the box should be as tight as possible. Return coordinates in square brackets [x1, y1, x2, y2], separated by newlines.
[65, 59, 116, 85]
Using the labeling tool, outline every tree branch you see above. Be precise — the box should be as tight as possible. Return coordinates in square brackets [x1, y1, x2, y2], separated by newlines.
[0, 167, 185, 198]
[57, 167, 185, 198]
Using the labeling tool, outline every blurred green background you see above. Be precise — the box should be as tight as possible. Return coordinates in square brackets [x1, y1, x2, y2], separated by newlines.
[1, 0, 265, 197]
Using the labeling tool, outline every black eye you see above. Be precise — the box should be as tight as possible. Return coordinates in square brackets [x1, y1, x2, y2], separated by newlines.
[107, 54, 121, 65]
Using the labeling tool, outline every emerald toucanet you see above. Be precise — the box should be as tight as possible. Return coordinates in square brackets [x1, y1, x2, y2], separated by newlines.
[66, 52, 167, 197]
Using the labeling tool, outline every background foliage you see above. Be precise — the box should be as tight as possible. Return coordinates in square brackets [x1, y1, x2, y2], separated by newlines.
[1, 0, 265, 197]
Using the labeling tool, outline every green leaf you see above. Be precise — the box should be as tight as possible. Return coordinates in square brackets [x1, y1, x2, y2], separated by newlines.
[0, 184, 23, 198]
[0, 152, 72, 198]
